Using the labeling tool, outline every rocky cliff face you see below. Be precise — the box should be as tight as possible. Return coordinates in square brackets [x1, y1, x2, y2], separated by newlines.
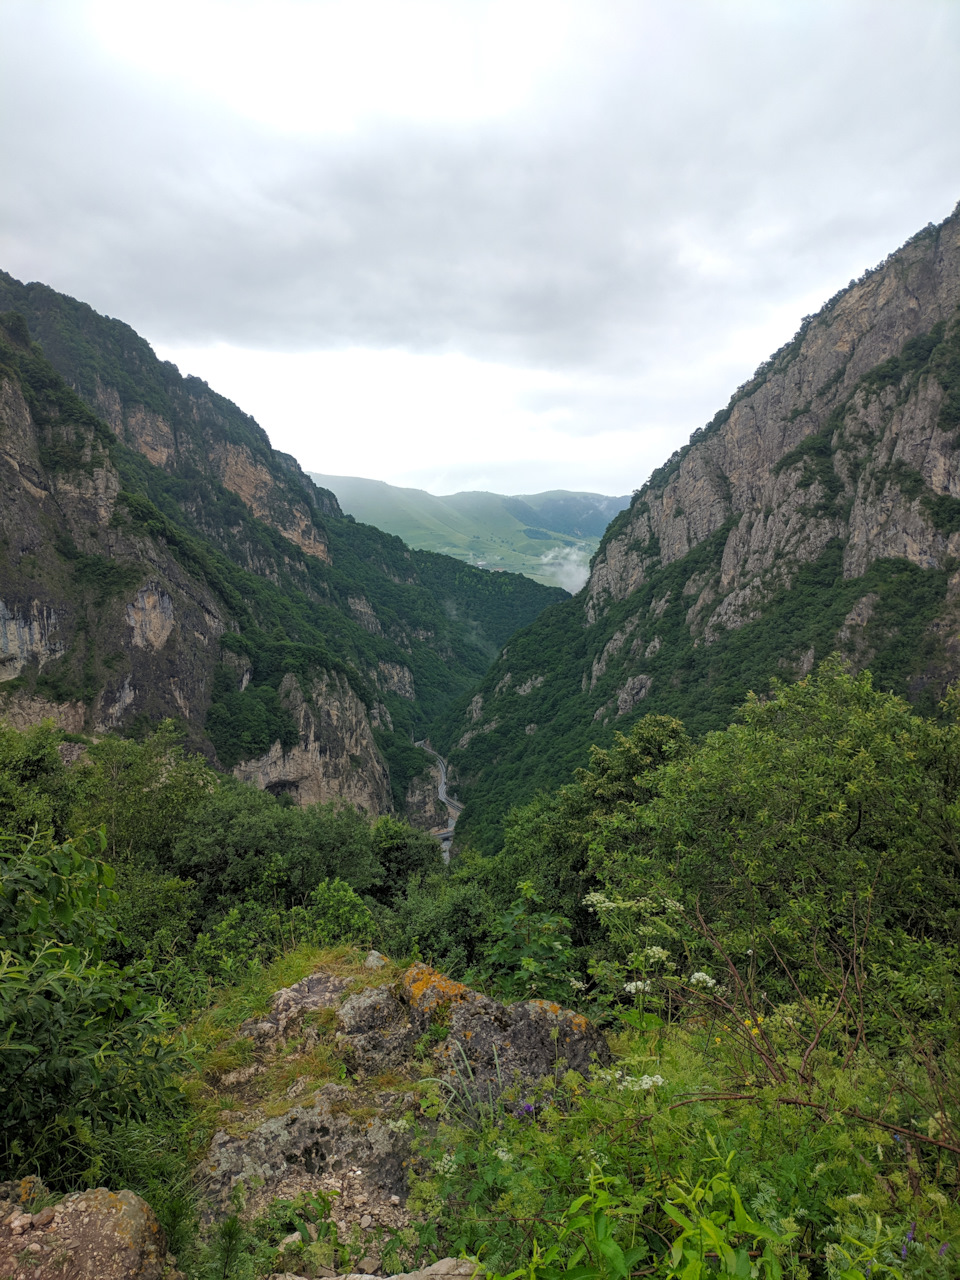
[0, 318, 391, 811]
[587, 208, 960, 632]
[232, 671, 392, 811]
[0, 337, 227, 738]
[443, 203, 960, 850]
[0, 270, 342, 578]
[0, 298, 562, 823]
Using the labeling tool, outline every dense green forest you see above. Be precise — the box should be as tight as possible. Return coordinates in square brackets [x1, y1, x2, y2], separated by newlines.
[2, 658, 958, 1277]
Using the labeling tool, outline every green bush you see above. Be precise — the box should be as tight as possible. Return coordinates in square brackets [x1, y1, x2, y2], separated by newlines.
[0, 828, 187, 1184]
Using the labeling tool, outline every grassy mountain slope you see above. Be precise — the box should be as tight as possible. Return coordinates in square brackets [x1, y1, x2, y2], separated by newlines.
[310, 473, 629, 586]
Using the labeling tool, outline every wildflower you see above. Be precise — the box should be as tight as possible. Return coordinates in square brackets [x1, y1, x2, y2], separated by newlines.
[495, 1148, 513, 1162]
[750, 1027, 760, 1036]
[715, 1037, 721, 1044]
[624, 980, 651, 994]
[688, 972, 716, 988]
[595, 1068, 664, 1092]
[437, 1152, 456, 1176]
[642, 946, 670, 962]
[568, 977, 587, 992]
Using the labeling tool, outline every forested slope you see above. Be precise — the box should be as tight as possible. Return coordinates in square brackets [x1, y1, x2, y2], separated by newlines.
[0, 286, 564, 815]
[440, 202, 960, 851]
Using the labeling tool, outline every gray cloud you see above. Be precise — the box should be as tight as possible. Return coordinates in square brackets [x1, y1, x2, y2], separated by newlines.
[2, 0, 959, 422]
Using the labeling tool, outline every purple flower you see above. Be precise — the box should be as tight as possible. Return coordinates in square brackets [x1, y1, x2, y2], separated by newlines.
[940, 1242, 949, 1257]
[907, 1222, 916, 1242]
[901, 1244, 908, 1260]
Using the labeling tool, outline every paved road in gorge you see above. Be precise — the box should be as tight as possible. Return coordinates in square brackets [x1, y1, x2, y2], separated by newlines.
[415, 740, 463, 861]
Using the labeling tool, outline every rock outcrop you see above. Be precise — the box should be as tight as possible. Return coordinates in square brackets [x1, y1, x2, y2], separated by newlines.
[0, 1180, 174, 1280]
[337, 963, 611, 1095]
[586, 208, 960, 632]
[201, 963, 609, 1223]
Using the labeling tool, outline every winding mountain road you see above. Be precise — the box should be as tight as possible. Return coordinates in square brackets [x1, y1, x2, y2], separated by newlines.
[416, 740, 463, 859]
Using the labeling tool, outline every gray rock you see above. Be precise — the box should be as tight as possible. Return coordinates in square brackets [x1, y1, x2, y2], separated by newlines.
[335, 986, 418, 1076]
[327, 1260, 483, 1280]
[0, 1186, 168, 1280]
[364, 950, 389, 969]
[239, 971, 351, 1051]
[201, 1084, 415, 1217]
[336, 963, 610, 1098]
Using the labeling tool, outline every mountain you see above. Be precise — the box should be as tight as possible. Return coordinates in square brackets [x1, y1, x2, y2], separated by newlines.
[440, 203, 960, 851]
[0, 276, 566, 816]
[309, 474, 631, 589]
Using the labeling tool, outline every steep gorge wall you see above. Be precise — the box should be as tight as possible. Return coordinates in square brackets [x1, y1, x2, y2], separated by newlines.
[0, 321, 397, 813]
[0, 270, 342, 574]
[443, 204, 960, 849]
[588, 210, 960, 627]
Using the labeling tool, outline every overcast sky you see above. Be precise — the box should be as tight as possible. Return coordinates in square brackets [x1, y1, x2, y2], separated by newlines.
[2, 0, 959, 497]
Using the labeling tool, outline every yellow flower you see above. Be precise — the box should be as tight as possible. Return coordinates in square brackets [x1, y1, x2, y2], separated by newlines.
[715, 1037, 721, 1044]
[750, 1028, 760, 1036]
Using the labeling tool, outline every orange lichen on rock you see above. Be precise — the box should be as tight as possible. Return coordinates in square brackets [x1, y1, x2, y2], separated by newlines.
[400, 962, 471, 1013]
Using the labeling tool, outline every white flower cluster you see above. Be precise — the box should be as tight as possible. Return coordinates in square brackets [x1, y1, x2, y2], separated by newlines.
[385, 1115, 412, 1134]
[436, 1151, 456, 1176]
[624, 980, 651, 994]
[688, 972, 717, 988]
[495, 1148, 513, 1162]
[596, 1068, 665, 1093]
[582, 892, 654, 914]
[568, 977, 587, 992]
[642, 946, 670, 962]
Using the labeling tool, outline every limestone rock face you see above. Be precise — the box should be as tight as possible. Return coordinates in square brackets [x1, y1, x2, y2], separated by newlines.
[0, 1182, 169, 1280]
[587, 208, 960, 632]
[232, 672, 392, 811]
[210, 441, 332, 562]
[0, 597, 67, 679]
[403, 759, 447, 831]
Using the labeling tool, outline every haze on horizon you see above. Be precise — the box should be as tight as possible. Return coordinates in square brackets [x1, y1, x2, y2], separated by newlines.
[2, 0, 959, 497]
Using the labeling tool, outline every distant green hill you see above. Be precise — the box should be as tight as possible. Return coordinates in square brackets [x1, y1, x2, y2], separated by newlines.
[309, 476, 630, 589]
